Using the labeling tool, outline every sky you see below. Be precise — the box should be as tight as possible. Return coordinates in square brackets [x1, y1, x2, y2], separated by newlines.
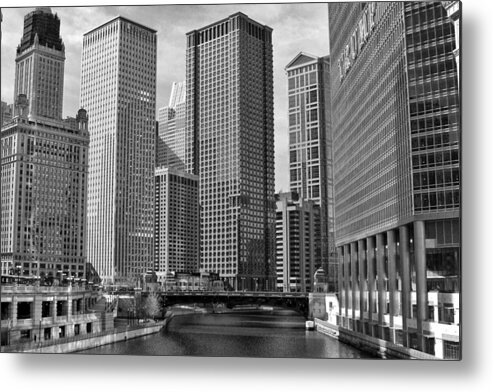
[1, 1, 330, 192]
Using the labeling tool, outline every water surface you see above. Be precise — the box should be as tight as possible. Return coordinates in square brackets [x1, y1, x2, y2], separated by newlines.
[79, 311, 374, 359]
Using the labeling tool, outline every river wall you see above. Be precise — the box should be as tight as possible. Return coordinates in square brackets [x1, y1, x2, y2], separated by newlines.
[314, 317, 437, 359]
[20, 321, 166, 354]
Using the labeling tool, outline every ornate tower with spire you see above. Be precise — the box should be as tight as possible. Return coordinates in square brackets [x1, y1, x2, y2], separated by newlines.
[14, 7, 65, 120]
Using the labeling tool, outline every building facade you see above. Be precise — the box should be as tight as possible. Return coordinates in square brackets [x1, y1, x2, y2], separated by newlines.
[1, 101, 13, 126]
[13, 7, 65, 121]
[1, 8, 89, 280]
[156, 81, 187, 170]
[275, 192, 319, 293]
[329, 2, 460, 359]
[80, 17, 157, 284]
[1, 104, 89, 279]
[1, 281, 107, 348]
[186, 13, 276, 290]
[285, 52, 337, 291]
[154, 167, 199, 284]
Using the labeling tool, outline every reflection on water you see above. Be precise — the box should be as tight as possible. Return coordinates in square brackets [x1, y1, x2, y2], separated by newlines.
[79, 311, 374, 359]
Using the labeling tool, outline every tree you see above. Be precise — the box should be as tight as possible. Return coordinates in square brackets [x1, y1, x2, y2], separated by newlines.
[141, 292, 162, 320]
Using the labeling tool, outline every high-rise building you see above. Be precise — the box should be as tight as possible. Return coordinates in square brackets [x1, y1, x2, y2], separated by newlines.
[154, 167, 199, 284]
[156, 82, 187, 170]
[1, 101, 89, 278]
[275, 192, 319, 292]
[186, 13, 276, 290]
[80, 17, 157, 284]
[285, 52, 337, 291]
[13, 7, 65, 121]
[329, 2, 460, 359]
[1, 8, 88, 280]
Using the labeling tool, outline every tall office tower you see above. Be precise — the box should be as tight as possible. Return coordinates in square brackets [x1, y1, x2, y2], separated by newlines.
[285, 52, 337, 291]
[154, 167, 199, 284]
[156, 82, 187, 170]
[329, 2, 460, 359]
[13, 7, 65, 121]
[1, 99, 89, 278]
[81, 17, 157, 284]
[275, 192, 320, 292]
[186, 13, 276, 290]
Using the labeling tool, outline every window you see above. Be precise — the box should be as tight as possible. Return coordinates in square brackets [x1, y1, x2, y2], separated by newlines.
[20, 329, 31, 340]
[443, 340, 460, 359]
[17, 302, 31, 319]
[1, 302, 10, 320]
[41, 301, 51, 317]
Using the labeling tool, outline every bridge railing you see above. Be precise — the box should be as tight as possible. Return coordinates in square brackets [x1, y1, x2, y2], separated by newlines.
[160, 290, 308, 298]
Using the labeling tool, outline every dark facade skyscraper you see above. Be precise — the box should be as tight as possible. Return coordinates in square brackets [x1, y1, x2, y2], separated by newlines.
[285, 52, 337, 291]
[80, 17, 157, 284]
[186, 13, 276, 290]
[14, 7, 65, 120]
[329, 2, 460, 359]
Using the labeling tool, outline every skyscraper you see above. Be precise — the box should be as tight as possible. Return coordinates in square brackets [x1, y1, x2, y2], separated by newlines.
[80, 17, 157, 284]
[1, 8, 88, 280]
[1, 106, 89, 278]
[186, 13, 276, 290]
[154, 167, 199, 284]
[329, 2, 460, 359]
[156, 81, 187, 170]
[285, 52, 337, 291]
[13, 7, 65, 120]
[275, 192, 320, 292]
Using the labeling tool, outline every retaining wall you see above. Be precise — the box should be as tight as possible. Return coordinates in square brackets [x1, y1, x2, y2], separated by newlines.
[21, 322, 166, 354]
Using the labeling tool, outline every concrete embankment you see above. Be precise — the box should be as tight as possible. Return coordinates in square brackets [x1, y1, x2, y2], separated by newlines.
[314, 318, 438, 359]
[19, 321, 167, 354]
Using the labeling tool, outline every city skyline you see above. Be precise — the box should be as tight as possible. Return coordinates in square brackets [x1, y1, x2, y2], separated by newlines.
[1, 3, 330, 192]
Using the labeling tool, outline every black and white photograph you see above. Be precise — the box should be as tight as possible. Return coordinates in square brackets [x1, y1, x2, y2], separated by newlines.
[2, 0, 488, 388]
[0, 0, 462, 360]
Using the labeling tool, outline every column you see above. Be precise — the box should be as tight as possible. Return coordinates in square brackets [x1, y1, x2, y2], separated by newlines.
[337, 246, 343, 321]
[387, 230, 397, 323]
[414, 220, 428, 352]
[343, 244, 350, 324]
[366, 236, 376, 328]
[399, 225, 411, 347]
[358, 239, 366, 326]
[387, 229, 397, 343]
[376, 233, 386, 337]
[350, 242, 358, 329]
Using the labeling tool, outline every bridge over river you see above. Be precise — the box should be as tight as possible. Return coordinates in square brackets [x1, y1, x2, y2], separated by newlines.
[151, 291, 310, 317]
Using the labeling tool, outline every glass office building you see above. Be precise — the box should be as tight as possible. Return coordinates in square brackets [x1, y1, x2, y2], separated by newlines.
[186, 13, 276, 290]
[329, 2, 460, 359]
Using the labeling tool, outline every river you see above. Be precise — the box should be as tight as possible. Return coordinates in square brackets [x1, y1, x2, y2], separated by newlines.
[78, 310, 373, 359]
